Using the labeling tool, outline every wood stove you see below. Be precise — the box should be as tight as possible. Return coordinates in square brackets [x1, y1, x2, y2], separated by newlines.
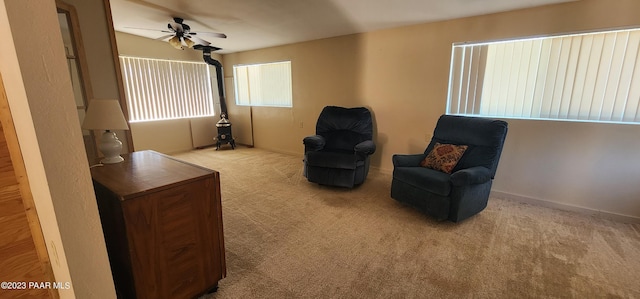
[194, 45, 236, 150]
[215, 112, 235, 150]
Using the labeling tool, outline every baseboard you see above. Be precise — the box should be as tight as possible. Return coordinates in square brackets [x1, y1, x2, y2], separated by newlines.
[491, 190, 640, 224]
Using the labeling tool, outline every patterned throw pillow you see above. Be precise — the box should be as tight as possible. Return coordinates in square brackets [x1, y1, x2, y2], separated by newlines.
[420, 143, 468, 174]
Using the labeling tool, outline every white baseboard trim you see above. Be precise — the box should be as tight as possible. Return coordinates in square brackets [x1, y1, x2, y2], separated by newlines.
[490, 190, 640, 224]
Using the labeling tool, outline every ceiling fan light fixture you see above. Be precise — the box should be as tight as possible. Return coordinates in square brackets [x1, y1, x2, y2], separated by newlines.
[184, 37, 195, 48]
[168, 36, 183, 50]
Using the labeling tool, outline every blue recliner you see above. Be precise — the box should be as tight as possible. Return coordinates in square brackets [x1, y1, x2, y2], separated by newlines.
[303, 106, 376, 188]
[391, 115, 508, 222]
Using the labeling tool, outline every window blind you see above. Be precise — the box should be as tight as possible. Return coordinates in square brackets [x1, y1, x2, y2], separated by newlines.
[233, 61, 292, 107]
[448, 28, 640, 124]
[119, 56, 216, 122]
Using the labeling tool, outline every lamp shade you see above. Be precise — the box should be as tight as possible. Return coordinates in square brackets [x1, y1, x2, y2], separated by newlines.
[82, 99, 129, 131]
[184, 37, 195, 48]
[168, 36, 183, 50]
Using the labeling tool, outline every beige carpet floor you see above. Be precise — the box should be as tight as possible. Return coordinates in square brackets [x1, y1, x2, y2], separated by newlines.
[172, 146, 640, 299]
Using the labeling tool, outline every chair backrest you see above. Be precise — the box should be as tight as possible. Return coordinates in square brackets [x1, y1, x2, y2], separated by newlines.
[424, 115, 508, 178]
[316, 106, 373, 152]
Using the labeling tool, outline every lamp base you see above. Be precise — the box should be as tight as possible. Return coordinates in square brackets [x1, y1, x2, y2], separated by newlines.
[99, 131, 124, 164]
[101, 155, 124, 164]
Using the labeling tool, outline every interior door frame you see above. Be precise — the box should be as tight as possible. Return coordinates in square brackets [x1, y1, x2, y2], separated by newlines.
[102, 0, 134, 152]
[56, 0, 98, 160]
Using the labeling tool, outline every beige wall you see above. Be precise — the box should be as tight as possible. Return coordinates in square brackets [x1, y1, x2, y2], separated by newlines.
[116, 31, 206, 61]
[116, 32, 223, 153]
[65, 0, 132, 154]
[223, 34, 366, 152]
[0, 0, 116, 298]
[129, 118, 193, 153]
[66, 0, 120, 99]
[222, 0, 640, 220]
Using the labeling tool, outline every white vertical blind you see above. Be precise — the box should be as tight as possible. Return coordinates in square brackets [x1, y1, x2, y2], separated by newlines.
[119, 56, 217, 122]
[448, 28, 640, 124]
[233, 61, 293, 107]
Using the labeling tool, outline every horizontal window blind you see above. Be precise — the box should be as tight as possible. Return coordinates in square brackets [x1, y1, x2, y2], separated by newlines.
[448, 28, 640, 124]
[233, 61, 292, 107]
[119, 56, 216, 122]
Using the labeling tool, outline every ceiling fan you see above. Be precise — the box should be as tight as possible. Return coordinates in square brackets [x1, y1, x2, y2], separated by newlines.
[151, 17, 227, 50]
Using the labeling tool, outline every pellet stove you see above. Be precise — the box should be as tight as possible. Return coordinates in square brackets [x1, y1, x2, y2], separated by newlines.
[215, 112, 235, 150]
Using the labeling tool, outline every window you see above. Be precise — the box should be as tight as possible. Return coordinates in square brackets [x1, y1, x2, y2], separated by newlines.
[119, 56, 217, 122]
[233, 61, 293, 107]
[448, 28, 640, 124]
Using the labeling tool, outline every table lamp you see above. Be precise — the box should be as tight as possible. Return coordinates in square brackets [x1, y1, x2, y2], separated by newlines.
[82, 99, 130, 164]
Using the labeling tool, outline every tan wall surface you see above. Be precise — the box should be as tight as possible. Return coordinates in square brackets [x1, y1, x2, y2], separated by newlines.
[116, 32, 223, 153]
[116, 31, 207, 61]
[0, 0, 116, 297]
[222, 0, 640, 220]
[129, 119, 193, 153]
[65, 0, 120, 99]
[223, 34, 366, 154]
[65, 0, 131, 153]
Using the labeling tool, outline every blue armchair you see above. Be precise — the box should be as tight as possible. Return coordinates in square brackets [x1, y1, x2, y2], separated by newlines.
[391, 115, 508, 222]
[303, 106, 376, 188]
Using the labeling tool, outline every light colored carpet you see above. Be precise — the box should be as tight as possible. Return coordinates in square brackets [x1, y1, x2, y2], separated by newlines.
[172, 146, 640, 299]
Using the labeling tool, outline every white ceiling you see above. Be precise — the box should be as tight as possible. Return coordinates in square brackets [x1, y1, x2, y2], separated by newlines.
[110, 0, 575, 54]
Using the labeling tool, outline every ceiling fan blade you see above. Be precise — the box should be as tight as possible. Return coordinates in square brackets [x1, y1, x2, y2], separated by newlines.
[124, 27, 173, 34]
[191, 32, 227, 39]
[155, 34, 174, 41]
[187, 35, 211, 46]
[193, 45, 222, 52]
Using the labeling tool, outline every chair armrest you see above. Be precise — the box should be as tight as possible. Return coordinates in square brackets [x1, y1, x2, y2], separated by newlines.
[450, 166, 492, 186]
[354, 140, 376, 155]
[392, 154, 425, 167]
[303, 135, 325, 151]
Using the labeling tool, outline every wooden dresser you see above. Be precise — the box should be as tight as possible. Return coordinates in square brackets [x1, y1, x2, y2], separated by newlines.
[90, 150, 226, 299]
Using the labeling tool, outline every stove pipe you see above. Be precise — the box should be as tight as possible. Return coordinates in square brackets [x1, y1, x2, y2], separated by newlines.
[195, 45, 236, 149]
[194, 45, 228, 118]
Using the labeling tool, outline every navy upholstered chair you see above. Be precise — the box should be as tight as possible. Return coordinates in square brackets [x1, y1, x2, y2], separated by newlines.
[391, 115, 508, 222]
[303, 106, 376, 188]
